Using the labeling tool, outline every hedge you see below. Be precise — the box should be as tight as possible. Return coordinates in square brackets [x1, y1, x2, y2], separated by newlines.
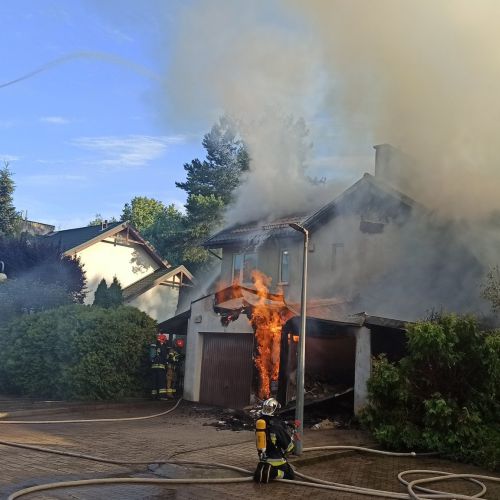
[360, 314, 500, 470]
[0, 304, 157, 400]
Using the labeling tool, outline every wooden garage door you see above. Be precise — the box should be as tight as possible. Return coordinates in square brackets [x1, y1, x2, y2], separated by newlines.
[199, 333, 254, 409]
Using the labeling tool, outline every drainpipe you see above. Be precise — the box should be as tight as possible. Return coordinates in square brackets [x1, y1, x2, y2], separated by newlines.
[288, 223, 309, 455]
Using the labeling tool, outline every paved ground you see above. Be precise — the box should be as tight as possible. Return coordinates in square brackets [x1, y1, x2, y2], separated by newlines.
[0, 398, 499, 499]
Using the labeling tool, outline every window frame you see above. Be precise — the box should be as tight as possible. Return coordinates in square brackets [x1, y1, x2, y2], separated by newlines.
[232, 251, 257, 283]
[331, 243, 344, 271]
[279, 249, 290, 284]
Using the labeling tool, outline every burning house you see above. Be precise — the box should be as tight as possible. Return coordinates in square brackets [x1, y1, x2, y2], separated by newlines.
[164, 144, 486, 412]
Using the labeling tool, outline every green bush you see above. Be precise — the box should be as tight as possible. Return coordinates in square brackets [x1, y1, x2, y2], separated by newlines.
[0, 304, 157, 400]
[361, 314, 500, 470]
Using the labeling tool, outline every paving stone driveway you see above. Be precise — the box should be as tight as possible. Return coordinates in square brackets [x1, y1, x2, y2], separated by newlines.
[0, 399, 499, 499]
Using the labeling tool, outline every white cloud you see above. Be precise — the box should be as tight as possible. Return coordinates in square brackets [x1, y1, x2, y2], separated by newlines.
[0, 154, 20, 162]
[20, 174, 87, 186]
[40, 116, 70, 125]
[71, 134, 186, 167]
[0, 120, 15, 128]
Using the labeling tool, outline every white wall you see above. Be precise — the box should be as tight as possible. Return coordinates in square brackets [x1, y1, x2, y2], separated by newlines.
[308, 214, 398, 300]
[76, 238, 159, 304]
[183, 295, 254, 402]
[354, 326, 372, 415]
[127, 284, 179, 324]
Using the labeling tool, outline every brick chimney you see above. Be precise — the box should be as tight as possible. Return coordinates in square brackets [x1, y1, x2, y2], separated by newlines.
[373, 144, 414, 193]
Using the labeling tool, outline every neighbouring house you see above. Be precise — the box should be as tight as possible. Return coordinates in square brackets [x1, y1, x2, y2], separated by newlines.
[163, 144, 486, 412]
[20, 219, 55, 236]
[44, 220, 193, 324]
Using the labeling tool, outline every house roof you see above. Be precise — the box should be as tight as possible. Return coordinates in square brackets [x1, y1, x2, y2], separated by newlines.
[303, 173, 426, 230]
[204, 173, 425, 249]
[122, 265, 194, 302]
[203, 214, 312, 249]
[44, 221, 169, 268]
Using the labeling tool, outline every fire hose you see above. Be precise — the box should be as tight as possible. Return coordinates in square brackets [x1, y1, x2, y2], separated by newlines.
[0, 397, 182, 424]
[0, 401, 499, 499]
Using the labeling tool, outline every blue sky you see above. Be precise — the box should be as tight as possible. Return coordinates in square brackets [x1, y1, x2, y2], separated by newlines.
[0, 0, 206, 229]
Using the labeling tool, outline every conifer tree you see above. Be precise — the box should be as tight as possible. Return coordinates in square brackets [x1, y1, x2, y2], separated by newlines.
[107, 276, 123, 307]
[93, 278, 109, 308]
[0, 162, 21, 236]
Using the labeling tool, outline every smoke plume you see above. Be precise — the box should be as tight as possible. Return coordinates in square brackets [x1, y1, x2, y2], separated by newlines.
[166, 0, 500, 222]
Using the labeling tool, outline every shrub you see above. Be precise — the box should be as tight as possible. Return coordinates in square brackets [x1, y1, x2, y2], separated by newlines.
[0, 304, 157, 400]
[361, 314, 500, 470]
[0, 279, 74, 327]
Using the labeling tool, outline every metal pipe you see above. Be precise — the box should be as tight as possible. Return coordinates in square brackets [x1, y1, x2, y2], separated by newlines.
[289, 223, 309, 455]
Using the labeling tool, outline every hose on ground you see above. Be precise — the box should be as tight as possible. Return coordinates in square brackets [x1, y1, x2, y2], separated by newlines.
[2, 400, 499, 499]
[0, 398, 182, 424]
[3, 439, 499, 500]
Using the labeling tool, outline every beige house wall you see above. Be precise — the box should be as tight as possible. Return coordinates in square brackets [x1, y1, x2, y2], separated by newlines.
[183, 295, 254, 403]
[76, 239, 159, 304]
[127, 282, 180, 324]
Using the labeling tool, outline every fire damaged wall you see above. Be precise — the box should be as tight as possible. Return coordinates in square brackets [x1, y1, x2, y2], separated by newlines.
[278, 317, 358, 406]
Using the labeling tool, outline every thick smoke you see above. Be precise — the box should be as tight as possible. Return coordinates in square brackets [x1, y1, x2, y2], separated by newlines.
[166, 0, 500, 221]
[164, 0, 500, 318]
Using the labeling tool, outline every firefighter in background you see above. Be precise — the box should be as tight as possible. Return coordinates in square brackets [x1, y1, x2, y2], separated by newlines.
[150, 333, 168, 400]
[165, 342, 183, 398]
[254, 397, 296, 483]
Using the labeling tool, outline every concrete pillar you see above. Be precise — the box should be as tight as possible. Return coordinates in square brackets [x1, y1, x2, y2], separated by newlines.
[183, 299, 205, 402]
[354, 326, 371, 415]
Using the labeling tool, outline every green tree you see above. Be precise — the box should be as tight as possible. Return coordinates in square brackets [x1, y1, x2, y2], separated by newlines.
[168, 116, 249, 270]
[482, 265, 500, 313]
[0, 235, 86, 303]
[121, 196, 166, 232]
[93, 277, 123, 308]
[93, 278, 110, 308]
[143, 204, 185, 265]
[0, 162, 22, 236]
[88, 214, 117, 226]
[176, 115, 249, 204]
[108, 276, 124, 307]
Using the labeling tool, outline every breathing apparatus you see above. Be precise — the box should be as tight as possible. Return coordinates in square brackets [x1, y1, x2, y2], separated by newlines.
[255, 398, 280, 460]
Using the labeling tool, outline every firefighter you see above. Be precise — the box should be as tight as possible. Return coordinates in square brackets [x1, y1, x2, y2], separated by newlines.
[165, 344, 182, 398]
[254, 397, 296, 483]
[150, 333, 168, 400]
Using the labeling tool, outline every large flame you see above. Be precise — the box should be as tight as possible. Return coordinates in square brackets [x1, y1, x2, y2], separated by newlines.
[250, 270, 287, 400]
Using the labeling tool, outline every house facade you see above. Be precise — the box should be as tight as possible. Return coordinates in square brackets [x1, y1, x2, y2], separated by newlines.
[45, 221, 193, 324]
[166, 144, 486, 412]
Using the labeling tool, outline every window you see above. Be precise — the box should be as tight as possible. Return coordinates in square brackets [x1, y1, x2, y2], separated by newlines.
[332, 243, 344, 270]
[232, 254, 243, 282]
[232, 252, 257, 283]
[280, 250, 289, 284]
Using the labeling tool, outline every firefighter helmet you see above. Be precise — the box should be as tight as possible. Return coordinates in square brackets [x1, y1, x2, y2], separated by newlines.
[157, 333, 168, 344]
[261, 397, 280, 416]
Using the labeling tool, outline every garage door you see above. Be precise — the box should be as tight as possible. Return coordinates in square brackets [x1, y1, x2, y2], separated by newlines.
[199, 333, 254, 409]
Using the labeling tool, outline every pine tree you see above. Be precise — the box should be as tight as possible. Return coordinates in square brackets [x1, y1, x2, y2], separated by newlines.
[107, 276, 123, 307]
[93, 278, 109, 308]
[0, 162, 21, 236]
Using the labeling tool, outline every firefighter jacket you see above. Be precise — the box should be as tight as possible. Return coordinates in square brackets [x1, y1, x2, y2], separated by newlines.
[166, 349, 182, 366]
[262, 415, 294, 466]
[151, 343, 168, 369]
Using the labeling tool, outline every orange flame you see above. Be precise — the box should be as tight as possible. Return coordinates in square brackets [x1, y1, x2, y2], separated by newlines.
[250, 270, 288, 399]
